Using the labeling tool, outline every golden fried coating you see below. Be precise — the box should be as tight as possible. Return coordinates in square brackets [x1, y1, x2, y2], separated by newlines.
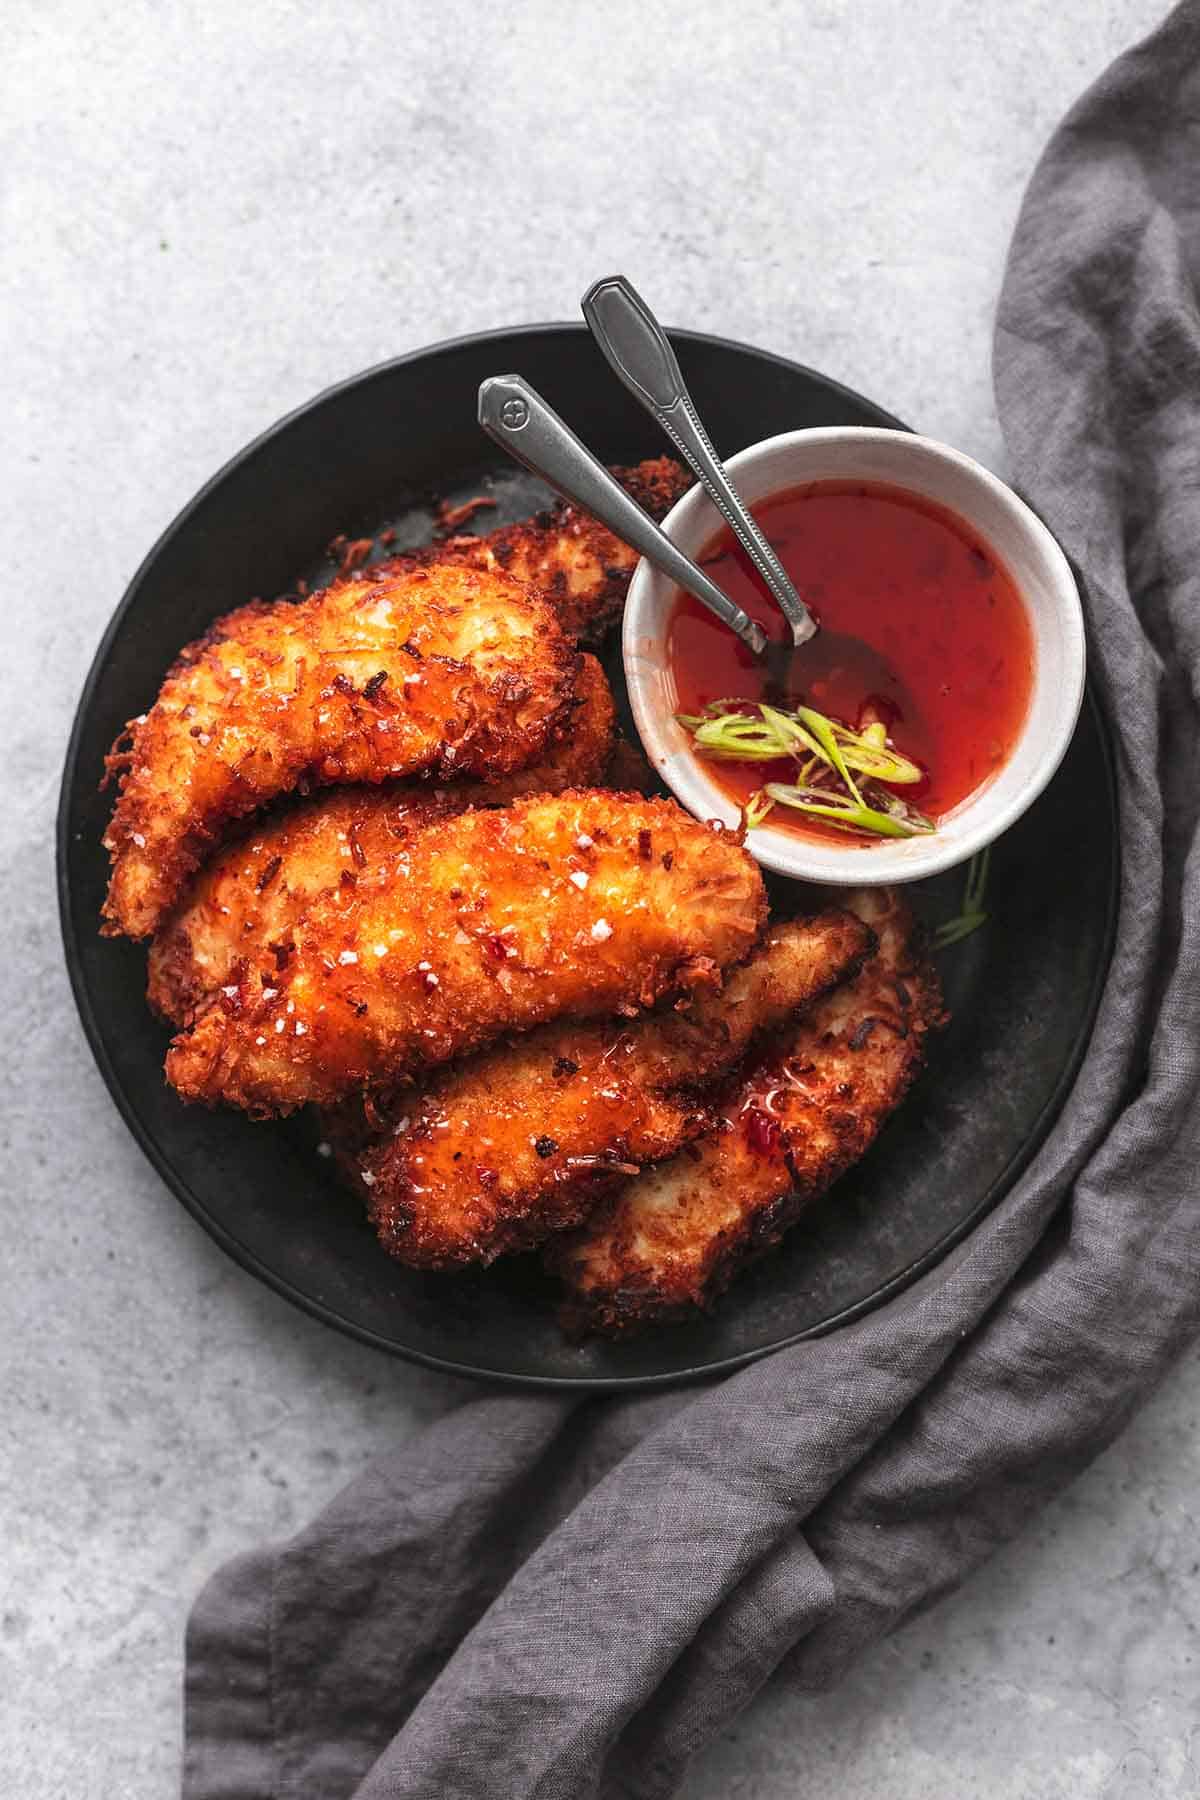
[147, 789, 447, 1027]
[102, 562, 581, 939]
[550, 888, 945, 1334]
[478, 653, 616, 794]
[359, 910, 874, 1270]
[165, 792, 766, 1116]
[147, 656, 617, 1025]
[413, 457, 693, 644]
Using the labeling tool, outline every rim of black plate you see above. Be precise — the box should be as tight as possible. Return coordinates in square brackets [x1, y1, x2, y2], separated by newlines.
[56, 323, 1120, 1390]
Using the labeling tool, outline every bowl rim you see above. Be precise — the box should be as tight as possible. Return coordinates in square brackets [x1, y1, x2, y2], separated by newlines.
[622, 424, 1088, 886]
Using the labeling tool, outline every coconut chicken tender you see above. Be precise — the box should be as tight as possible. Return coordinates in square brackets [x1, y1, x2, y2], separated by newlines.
[412, 457, 693, 644]
[164, 791, 766, 1116]
[147, 655, 617, 1025]
[359, 909, 874, 1270]
[101, 561, 581, 939]
[148, 788, 453, 1028]
[550, 887, 945, 1335]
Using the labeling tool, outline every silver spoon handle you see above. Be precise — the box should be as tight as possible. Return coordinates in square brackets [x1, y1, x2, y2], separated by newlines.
[581, 275, 817, 648]
[477, 374, 767, 657]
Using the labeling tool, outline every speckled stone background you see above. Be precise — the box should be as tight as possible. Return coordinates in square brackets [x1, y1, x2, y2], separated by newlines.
[5, 3, 1194, 1795]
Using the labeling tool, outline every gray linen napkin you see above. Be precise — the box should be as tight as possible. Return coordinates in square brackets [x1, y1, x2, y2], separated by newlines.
[184, 7, 1200, 1795]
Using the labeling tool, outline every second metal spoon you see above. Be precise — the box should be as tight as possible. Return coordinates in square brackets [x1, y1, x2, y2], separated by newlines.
[477, 373, 768, 657]
[582, 275, 818, 650]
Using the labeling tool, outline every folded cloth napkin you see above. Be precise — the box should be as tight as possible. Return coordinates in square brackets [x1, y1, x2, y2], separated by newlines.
[184, 9, 1200, 1795]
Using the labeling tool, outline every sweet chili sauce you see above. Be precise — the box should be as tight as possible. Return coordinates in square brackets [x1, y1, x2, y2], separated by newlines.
[667, 480, 1035, 840]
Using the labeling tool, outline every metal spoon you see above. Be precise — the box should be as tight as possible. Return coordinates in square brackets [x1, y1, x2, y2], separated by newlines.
[581, 275, 817, 649]
[580, 274, 918, 716]
[477, 373, 768, 656]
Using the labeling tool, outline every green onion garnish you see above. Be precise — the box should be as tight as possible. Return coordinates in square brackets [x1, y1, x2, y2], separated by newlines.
[743, 788, 777, 830]
[764, 784, 934, 839]
[675, 698, 933, 842]
[932, 847, 990, 949]
[684, 710, 796, 761]
[788, 706, 864, 804]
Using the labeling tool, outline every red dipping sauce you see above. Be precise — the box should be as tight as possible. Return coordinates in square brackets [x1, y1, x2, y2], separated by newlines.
[668, 480, 1035, 840]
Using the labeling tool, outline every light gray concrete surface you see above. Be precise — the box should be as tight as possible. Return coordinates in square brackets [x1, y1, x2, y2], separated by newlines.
[3, 2, 1189, 1796]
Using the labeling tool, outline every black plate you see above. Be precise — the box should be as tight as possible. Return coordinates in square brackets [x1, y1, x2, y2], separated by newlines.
[58, 326, 1118, 1389]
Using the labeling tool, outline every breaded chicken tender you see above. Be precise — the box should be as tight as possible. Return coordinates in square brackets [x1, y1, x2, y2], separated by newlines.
[147, 788, 450, 1027]
[412, 457, 693, 644]
[147, 656, 617, 1024]
[164, 792, 766, 1116]
[361, 910, 874, 1270]
[550, 888, 945, 1334]
[101, 562, 581, 939]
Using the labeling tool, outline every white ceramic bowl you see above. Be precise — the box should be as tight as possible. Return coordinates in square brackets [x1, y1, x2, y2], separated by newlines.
[623, 427, 1086, 886]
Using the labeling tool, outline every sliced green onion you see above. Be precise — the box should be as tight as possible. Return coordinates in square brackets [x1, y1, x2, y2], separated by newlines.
[833, 733, 924, 786]
[675, 695, 936, 844]
[743, 788, 777, 830]
[933, 848, 991, 949]
[811, 714, 924, 784]
[679, 709, 792, 761]
[791, 706, 864, 804]
[932, 912, 987, 948]
[758, 704, 826, 764]
[869, 787, 936, 833]
[683, 701, 922, 785]
[675, 698, 755, 730]
[966, 844, 991, 912]
[764, 783, 933, 839]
